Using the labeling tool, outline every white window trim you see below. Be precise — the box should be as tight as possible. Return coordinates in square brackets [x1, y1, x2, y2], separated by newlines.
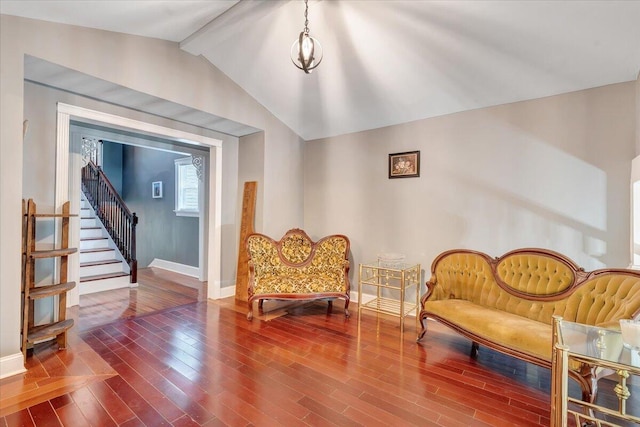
[174, 156, 202, 217]
[631, 155, 640, 269]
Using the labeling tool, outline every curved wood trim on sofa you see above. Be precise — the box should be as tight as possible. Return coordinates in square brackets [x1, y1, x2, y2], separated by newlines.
[247, 292, 350, 320]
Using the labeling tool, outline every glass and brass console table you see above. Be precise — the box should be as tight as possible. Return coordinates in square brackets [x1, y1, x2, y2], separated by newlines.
[551, 316, 640, 426]
[357, 262, 421, 333]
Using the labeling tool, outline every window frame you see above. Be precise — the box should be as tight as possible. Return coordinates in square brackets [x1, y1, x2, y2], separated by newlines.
[174, 156, 201, 217]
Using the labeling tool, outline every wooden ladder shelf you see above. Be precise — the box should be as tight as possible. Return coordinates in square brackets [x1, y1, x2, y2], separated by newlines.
[21, 199, 77, 361]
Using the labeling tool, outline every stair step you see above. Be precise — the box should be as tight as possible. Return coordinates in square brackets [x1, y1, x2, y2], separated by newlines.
[80, 272, 129, 283]
[29, 282, 76, 299]
[80, 259, 122, 267]
[80, 227, 105, 238]
[80, 247, 116, 262]
[80, 238, 110, 250]
[27, 319, 74, 343]
[80, 217, 99, 228]
[80, 248, 114, 254]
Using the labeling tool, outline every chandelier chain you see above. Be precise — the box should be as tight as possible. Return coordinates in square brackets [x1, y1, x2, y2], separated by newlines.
[304, 0, 309, 34]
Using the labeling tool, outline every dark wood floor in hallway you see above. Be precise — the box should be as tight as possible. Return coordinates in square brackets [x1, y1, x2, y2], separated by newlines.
[78, 267, 206, 331]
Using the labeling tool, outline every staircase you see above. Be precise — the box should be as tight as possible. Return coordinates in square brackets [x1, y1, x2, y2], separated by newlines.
[79, 194, 133, 294]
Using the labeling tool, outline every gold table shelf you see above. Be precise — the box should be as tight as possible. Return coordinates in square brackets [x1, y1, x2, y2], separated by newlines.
[358, 262, 421, 333]
[551, 316, 640, 426]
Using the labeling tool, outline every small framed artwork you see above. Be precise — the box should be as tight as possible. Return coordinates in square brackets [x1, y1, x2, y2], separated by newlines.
[389, 151, 420, 179]
[152, 181, 163, 198]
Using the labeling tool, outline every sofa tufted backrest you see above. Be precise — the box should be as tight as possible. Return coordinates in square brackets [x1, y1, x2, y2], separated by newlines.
[280, 231, 313, 264]
[247, 229, 350, 280]
[495, 252, 575, 295]
[559, 273, 640, 326]
[429, 248, 640, 327]
[430, 251, 495, 303]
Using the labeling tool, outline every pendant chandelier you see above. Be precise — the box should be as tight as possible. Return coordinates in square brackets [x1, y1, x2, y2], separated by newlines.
[290, 0, 323, 74]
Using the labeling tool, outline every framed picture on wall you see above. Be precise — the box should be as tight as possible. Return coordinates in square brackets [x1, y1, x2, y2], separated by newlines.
[389, 151, 420, 179]
[152, 181, 163, 198]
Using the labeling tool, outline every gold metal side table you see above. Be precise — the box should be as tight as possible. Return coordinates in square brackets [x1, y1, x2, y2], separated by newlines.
[551, 316, 640, 426]
[357, 262, 421, 333]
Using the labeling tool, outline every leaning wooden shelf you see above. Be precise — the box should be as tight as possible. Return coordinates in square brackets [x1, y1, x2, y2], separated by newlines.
[21, 199, 77, 361]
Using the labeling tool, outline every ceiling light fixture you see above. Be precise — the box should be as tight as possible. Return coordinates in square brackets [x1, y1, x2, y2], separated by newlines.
[290, 0, 323, 74]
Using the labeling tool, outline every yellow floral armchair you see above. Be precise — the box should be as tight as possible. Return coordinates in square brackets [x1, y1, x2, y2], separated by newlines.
[246, 228, 351, 320]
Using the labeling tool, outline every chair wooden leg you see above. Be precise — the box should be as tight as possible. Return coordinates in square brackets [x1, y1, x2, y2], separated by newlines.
[470, 342, 479, 358]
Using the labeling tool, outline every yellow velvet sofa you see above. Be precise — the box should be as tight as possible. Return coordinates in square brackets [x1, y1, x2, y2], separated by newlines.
[246, 228, 351, 320]
[417, 248, 640, 402]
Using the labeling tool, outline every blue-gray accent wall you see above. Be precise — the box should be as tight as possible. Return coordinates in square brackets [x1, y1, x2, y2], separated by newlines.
[102, 141, 123, 195]
[121, 145, 200, 268]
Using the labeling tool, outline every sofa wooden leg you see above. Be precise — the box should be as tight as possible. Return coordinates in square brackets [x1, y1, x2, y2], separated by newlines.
[470, 342, 479, 358]
[344, 298, 350, 318]
[247, 300, 254, 321]
[416, 312, 428, 342]
[327, 300, 333, 314]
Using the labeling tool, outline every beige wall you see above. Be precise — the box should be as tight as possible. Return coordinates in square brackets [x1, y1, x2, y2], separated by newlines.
[0, 15, 304, 362]
[238, 132, 266, 234]
[305, 82, 637, 289]
[636, 71, 640, 154]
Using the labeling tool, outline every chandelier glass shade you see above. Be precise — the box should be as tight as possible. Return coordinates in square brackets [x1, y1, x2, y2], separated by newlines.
[291, 0, 323, 73]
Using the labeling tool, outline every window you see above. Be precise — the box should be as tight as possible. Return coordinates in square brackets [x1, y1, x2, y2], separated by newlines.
[174, 157, 200, 217]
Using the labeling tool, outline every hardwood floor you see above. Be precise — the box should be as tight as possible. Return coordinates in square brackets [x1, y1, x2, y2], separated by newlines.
[78, 268, 206, 331]
[0, 268, 571, 426]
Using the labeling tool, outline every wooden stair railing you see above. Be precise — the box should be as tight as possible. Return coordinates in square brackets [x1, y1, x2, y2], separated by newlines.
[81, 161, 138, 283]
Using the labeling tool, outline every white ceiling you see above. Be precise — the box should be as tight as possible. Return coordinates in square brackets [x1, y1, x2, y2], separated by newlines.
[2, 1, 640, 141]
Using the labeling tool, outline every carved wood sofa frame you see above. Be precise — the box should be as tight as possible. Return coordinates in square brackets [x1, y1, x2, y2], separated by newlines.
[246, 228, 351, 320]
[416, 248, 640, 403]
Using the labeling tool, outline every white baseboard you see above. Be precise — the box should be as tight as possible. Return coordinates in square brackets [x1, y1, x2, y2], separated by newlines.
[219, 282, 235, 298]
[80, 275, 131, 295]
[0, 352, 26, 379]
[148, 258, 200, 281]
[350, 290, 375, 305]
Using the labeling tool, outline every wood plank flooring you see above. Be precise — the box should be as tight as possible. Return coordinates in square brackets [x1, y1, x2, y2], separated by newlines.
[1, 267, 618, 426]
[78, 267, 205, 331]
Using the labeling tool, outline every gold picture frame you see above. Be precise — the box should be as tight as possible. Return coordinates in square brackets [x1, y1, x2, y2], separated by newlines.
[389, 151, 420, 179]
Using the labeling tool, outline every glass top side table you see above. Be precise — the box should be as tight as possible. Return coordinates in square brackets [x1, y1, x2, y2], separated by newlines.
[357, 261, 421, 333]
[551, 316, 640, 427]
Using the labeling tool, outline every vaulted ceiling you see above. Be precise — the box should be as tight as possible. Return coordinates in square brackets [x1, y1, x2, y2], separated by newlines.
[2, 1, 640, 140]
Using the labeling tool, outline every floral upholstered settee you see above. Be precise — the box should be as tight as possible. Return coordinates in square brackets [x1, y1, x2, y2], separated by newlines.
[246, 228, 350, 320]
[417, 248, 640, 402]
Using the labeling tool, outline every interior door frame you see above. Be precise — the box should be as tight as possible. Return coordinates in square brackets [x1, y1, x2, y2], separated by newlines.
[55, 102, 223, 306]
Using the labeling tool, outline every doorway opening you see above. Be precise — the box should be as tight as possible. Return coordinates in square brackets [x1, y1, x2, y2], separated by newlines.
[54, 103, 223, 311]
